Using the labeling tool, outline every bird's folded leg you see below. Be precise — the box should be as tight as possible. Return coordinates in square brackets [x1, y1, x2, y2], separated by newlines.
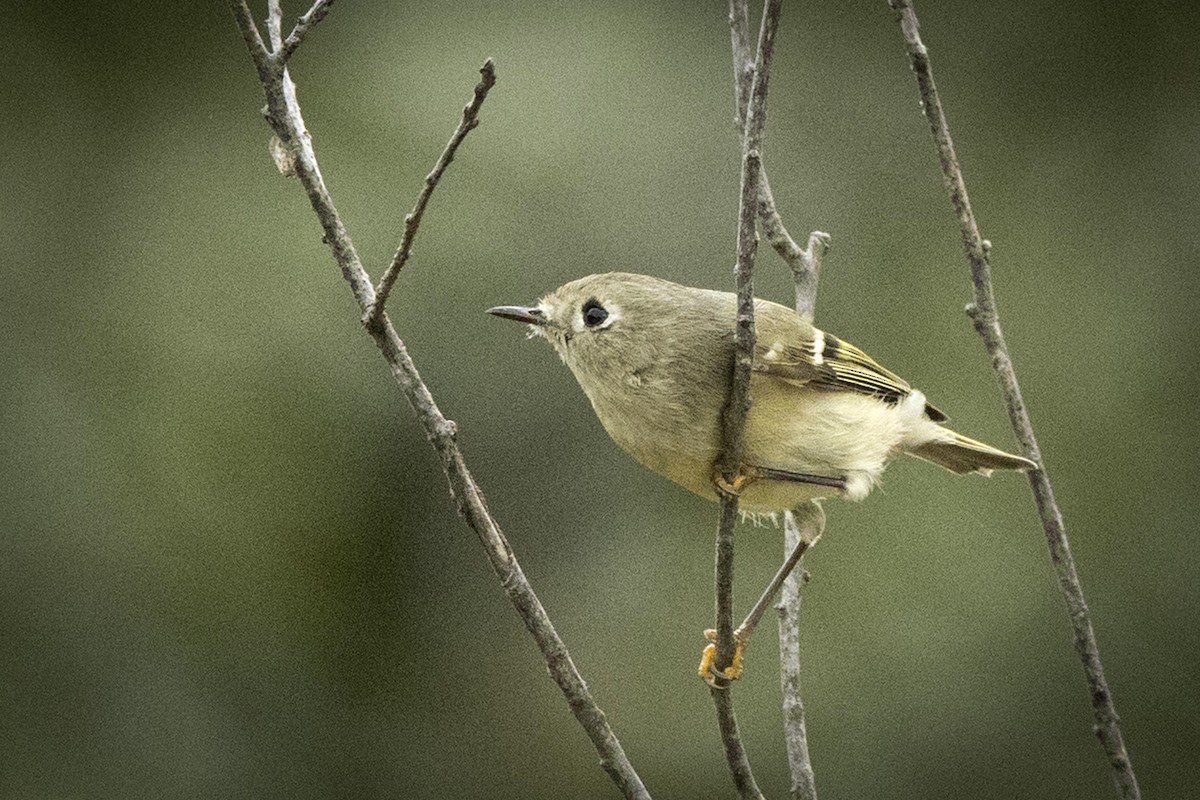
[746, 465, 847, 491]
[698, 503, 825, 687]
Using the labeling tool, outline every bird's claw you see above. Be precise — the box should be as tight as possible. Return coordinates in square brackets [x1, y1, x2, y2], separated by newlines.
[698, 628, 746, 688]
[713, 471, 753, 499]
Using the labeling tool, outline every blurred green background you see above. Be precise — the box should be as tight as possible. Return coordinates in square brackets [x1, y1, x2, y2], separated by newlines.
[3, 0, 1197, 797]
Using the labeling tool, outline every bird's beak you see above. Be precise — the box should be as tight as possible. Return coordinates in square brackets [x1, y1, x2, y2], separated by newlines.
[486, 305, 548, 326]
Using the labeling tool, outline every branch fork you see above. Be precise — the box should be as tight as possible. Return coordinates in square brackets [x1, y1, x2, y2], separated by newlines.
[227, 3, 648, 798]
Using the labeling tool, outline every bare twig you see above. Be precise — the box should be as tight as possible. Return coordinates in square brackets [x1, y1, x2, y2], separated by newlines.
[280, 0, 336, 62]
[788, 232, 831, 324]
[776, 504, 822, 800]
[728, 0, 753, 122]
[707, 145, 762, 800]
[707, 3, 781, 799]
[369, 59, 497, 323]
[711, 144, 763, 682]
[728, 1, 830, 323]
[226, 4, 649, 798]
[713, 689, 766, 800]
[712, 0, 778, 686]
[887, 3, 1140, 799]
[266, 0, 284, 50]
[728, 2, 824, 797]
[709, 0, 774, 683]
[710, 500, 762, 800]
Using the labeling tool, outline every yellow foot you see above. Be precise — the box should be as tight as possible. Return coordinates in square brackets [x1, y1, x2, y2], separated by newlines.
[713, 471, 754, 499]
[698, 628, 746, 688]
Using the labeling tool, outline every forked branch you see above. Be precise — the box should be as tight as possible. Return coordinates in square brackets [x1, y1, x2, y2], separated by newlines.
[226, 4, 649, 797]
[728, 0, 830, 323]
[370, 60, 497, 323]
[280, 0, 336, 62]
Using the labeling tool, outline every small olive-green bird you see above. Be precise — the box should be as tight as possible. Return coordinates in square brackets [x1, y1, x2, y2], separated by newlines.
[488, 272, 1035, 512]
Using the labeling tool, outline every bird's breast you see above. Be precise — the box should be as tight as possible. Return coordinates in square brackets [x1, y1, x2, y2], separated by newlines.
[575, 362, 725, 496]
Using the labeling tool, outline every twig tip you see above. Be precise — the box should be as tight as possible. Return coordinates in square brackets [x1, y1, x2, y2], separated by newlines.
[480, 58, 497, 86]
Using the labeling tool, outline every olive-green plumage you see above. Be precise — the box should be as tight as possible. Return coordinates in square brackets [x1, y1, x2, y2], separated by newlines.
[488, 272, 1034, 513]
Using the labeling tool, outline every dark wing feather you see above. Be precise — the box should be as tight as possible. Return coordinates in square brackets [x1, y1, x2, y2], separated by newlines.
[753, 329, 948, 422]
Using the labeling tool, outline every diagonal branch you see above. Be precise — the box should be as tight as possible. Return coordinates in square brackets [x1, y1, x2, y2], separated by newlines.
[369, 59, 497, 324]
[887, 2, 1140, 799]
[280, 0, 336, 62]
[226, 4, 650, 798]
[229, 0, 271, 70]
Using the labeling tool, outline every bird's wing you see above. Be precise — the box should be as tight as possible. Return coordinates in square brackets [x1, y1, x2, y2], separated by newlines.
[752, 323, 948, 422]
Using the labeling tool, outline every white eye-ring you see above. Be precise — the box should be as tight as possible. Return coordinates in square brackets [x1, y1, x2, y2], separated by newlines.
[575, 299, 620, 332]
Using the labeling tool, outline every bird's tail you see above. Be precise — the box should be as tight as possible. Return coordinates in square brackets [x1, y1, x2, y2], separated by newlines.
[907, 429, 1037, 476]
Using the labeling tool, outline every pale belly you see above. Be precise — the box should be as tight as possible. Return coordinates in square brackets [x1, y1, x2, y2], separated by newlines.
[591, 375, 928, 512]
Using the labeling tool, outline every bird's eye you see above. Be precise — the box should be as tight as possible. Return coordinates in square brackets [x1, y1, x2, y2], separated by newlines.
[582, 299, 609, 328]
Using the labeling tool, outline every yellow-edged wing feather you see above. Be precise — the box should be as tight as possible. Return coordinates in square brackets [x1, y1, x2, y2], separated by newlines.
[751, 304, 948, 421]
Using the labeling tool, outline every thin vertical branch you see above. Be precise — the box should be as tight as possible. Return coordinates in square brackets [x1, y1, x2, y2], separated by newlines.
[266, 0, 284, 49]
[729, 0, 753, 124]
[709, 3, 780, 800]
[713, 689, 765, 800]
[728, 2, 825, 797]
[710, 146, 764, 800]
[226, 4, 649, 797]
[712, 0, 777, 688]
[776, 504, 823, 800]
[728, 1, 830, 322]
[887, 3, 1140, 799]
[788, 233, 831, 325]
